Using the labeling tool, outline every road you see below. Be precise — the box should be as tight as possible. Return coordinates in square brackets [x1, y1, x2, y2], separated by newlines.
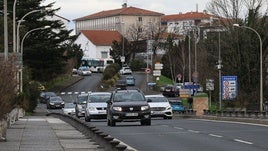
[48, 72, 268, 151]
[90, 118, 268, 151]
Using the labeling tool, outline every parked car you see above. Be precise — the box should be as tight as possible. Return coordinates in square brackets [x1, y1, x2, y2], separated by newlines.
[62, 103, 76, 115]
[85, 92, 111, 122]
[106, 89, 151, 126]
[40, 91, 57, 103]
[74, 93, 88, 118]
[145, 94, 173, 119]
[161, 84, 180, 97]
[46, 96, 65, 109]
[77, 66, 92, 76]
[168, 98, 185, 113]
[120, 66, 132, 75]
[125, 75, 135, 86]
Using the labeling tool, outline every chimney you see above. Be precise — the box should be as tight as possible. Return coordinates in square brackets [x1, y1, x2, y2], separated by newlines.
[122, 3, 127, 8]
[196, 3, 198, 12]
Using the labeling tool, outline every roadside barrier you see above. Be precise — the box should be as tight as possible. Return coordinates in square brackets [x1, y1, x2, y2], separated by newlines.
[47, 112, 133, 151]
[203, 109, 268, 119]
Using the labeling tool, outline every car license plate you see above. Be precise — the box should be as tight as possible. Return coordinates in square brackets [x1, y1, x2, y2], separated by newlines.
[126, 113, 138, 116]
[151, 111, 162, 114]
[98, 111, 106, 114]
[165, 89, 170, 92]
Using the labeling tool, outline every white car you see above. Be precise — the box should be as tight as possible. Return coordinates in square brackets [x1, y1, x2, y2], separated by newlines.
[145, 94, 173, 119]
[62, 103, 75, 115]
[120, 66, 132, 75]
[85, 92, 111, 122]
[78, 66, 92, 76]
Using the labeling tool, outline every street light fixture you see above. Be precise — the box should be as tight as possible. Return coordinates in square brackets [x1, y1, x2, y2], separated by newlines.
[19, 26, 50, 92]
[16, 9, 44, 53]
[233, 23, 263, 112]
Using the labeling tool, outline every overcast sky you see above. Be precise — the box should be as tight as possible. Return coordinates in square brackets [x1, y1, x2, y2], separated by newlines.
[41, 0, 211, 29]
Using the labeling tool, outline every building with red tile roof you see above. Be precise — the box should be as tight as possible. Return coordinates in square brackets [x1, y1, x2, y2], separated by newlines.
[74, 30, 122, 60]
[161, 11, 221, 36]
[73, 3, 164, 40]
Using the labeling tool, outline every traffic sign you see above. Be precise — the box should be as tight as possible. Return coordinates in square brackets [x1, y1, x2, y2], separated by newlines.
[155, 63, 163, 70]
[145, 68, 151, 74]
[153, 70, 161, 76]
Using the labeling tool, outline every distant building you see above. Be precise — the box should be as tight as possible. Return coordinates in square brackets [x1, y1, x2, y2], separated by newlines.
[74, 30, 121, 59]
[73, 3, 164, 40]
[161, 11, 221, 39]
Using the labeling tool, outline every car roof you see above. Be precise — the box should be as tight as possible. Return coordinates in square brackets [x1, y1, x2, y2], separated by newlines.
[78, 93, 89, 97]
[89, 92, 111, 95]
[145, 94, 165, 98]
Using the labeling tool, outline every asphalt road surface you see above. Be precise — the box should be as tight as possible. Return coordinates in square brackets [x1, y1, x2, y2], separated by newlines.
[47, 72, 268, 151]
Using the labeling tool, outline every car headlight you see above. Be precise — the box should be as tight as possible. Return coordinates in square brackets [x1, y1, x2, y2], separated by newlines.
[113, 106, 122, 111]
[141, 105, 149, 111]
[50, 103, 55, 105]
[167, 106, 172, 110]
[61, 102, 65, 104]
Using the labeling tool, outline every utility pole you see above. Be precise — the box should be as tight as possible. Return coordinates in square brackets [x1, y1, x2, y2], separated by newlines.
[4, 0, 8, 61]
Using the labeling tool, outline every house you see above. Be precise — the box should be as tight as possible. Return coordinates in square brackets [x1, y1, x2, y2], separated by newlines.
[74, 30, 122, 59]
[73, 3, 164, 40]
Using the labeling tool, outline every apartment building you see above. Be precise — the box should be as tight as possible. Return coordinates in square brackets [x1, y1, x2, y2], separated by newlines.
[73, 3, 164, 40]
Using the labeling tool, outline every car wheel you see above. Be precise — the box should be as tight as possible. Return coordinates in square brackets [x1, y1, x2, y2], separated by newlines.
[146, 119, 151, 125]
[85, 116, 91, 122]
[110, 119, 116, 126]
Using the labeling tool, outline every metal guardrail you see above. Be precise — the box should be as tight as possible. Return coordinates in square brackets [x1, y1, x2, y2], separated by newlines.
[203, 109, 268, 118]
[47, 112, 134, 151]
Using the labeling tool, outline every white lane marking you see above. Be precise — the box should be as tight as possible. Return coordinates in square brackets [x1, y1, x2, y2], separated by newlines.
[193, 119, 268, 127]
[209, 134, 223, 138]
[188, 130, 200, 133]
[174, 127, 184, 130]
[234, 139, 253, 145]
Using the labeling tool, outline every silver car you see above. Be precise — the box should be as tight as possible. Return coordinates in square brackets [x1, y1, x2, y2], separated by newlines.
[75, 93, 88, 118]
[85, 92, 111, 122]
[145, 94, 173, 119]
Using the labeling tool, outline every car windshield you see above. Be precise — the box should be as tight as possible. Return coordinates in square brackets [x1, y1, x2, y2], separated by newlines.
[147, 97, 168, 102]
[46, 92, 56, 97]
[77, 95, 88, 103]
[88, 94, 110, 103]
[114, 92, 145, 102]
[170, 101, 182, 105]
[64, 103, 75, 108]
[50, 97, 63, 102]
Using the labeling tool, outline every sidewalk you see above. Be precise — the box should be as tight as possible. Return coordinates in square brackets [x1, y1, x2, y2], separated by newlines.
[0, 107, 104, 151]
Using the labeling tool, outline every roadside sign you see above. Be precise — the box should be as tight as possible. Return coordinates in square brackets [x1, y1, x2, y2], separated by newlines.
[155, 63, 163, 70]
[153, 70, 161, 76]
[179, 89, 191, 98]
[120, 56, 125, 63]
[222, 76, 237, 100]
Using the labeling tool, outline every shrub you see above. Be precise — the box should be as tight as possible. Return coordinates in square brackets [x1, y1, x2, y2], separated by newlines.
[130, 59, 146, 71]
[0, 56, 17, 120]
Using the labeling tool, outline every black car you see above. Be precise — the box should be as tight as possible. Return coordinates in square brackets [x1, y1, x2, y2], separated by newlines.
[161, 84, 180, 97]
[106, 89, 151, 126]
[40, 92, 57, 103]
[46, 96, 65, 109]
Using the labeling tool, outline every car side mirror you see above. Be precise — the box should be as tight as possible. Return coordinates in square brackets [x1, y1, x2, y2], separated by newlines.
[147, 99, 152, 102]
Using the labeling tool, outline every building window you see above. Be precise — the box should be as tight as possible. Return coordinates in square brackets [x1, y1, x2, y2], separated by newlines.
[101, 52, 108, 58]
[138, 16, 142, 22]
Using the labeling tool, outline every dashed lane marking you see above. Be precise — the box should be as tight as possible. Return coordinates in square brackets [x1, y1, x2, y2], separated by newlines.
[234, 139, 253, 145]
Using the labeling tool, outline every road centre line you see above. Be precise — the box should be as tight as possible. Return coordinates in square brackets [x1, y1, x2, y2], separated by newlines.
[174, 127, 184, 130]
[188, 130, 200, 133]
[209, 134, 223, 138]
[234, 139, 253, 145]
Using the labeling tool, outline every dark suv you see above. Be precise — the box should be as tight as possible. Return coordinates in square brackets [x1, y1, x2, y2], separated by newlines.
[106, 89, 151, 126]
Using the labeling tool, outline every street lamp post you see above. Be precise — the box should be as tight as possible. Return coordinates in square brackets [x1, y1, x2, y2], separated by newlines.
[16, 9, 44, 53]
[19, 26, 50, 92]
[233, 24, 263, 112]
[13, 0, 18, 53]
